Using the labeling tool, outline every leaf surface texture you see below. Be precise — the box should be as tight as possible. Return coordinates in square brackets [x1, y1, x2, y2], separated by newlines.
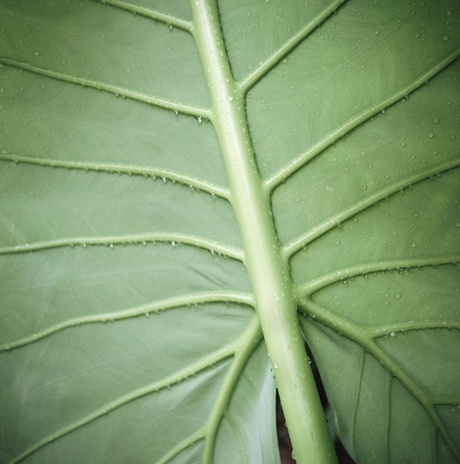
[0, 0, 459, 463]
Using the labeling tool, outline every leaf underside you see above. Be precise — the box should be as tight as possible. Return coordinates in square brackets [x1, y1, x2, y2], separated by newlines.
[0, 1, 459, 463]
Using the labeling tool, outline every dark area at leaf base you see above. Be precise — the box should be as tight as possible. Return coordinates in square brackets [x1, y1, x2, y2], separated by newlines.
[277, 393, 355, 464]
[276, 343, 356, 463]
[276, 394, 296, 464]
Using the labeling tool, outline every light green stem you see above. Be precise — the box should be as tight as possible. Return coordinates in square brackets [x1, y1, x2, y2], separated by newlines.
[191, 1, 337, 463]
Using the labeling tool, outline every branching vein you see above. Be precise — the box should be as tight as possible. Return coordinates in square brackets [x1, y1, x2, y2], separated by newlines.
[297, 257, 460, 297]
[283, 159, 460, 259]
[0, 233, 244, 262]
[351, 350, 365, 457]
[298, 299, 460, 457]
[266, 49, 460, 191]
[0, 58, 211, 119]
[202, 316, 263, 463]
[8, 349, 235, 464]
[157, 428, 206, 464]
[97, 0, 193, 33]
[0, 154, 230, 200]
[0, 291, 254, 352]
[238, 0, 346, 95]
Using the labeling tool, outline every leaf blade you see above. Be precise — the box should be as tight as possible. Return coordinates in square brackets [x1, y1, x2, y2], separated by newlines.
[1, 0, 459, 463]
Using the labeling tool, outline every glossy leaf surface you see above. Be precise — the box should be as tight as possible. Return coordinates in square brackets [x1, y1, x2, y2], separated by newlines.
[0, 0, 459, 463]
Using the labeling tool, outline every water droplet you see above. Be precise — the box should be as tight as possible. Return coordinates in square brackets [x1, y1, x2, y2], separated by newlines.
[441, 35, 449, 41]
[33, 51, 39, 56]
[428, 132, 434, 138]
[390, 332, 396, 337]
[226, 94, 233, 101]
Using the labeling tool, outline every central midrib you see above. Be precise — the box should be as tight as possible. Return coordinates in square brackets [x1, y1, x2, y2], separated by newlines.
[190, 1, 337, 463]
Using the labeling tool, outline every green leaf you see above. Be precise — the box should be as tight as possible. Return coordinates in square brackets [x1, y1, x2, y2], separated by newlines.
[0, 0, 459, 463]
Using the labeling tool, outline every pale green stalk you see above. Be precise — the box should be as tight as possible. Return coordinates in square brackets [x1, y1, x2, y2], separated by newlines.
[191, 1, 338, 462]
